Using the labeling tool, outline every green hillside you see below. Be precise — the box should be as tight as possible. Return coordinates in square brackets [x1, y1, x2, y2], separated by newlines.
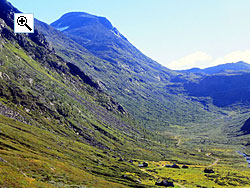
[1, 0, 250, 187]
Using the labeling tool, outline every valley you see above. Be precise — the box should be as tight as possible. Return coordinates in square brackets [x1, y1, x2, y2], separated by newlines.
[1, 0, 250, 187]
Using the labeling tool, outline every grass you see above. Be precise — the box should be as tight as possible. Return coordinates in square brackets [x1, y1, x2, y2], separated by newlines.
[0, 37, 167, 187]
[138, 149, 250, 187]
[0, 115, 153, 188]
[2, 120, 249, 188]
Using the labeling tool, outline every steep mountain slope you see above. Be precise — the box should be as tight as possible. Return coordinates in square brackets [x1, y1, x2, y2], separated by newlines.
[0, 1, 181, 187]
[46, 12, 214, 129]
[50, 12, 169, 76]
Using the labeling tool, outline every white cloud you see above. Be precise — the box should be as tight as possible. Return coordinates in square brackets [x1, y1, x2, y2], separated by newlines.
[167, 51, 213, 70]
[209, 50, 250, 67]
[166, 50, 250, 70]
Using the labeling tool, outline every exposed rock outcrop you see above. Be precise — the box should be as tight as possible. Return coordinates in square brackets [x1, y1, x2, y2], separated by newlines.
[0, 102, 29, 124]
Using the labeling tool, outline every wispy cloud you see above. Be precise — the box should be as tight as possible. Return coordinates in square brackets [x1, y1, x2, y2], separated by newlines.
[167, 50, 250, 70]
[210, 50, 250, 67]
[167, 51, 213, 70]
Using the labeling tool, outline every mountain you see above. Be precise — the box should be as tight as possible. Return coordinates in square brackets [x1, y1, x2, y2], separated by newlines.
[2, 1, 250, 187]
[184, 72, 250, 107]
[48, 11, 250, 142]
[47, 12, 214, 128]
[0, 1, 181, 187]
[180, 61, 250, 74]
[48, 12, 250, 117]
[204, 61, 250, 74]
[48, 11, 250, 157]
[50, 12, 168, 74]
[178, 62, 250, 108]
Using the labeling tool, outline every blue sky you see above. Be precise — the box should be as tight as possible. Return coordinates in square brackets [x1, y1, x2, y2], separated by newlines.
[8, 0, 250, 70]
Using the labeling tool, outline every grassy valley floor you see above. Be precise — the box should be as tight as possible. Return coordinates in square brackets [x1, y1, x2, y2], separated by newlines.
[1, 111, 250, 187]
[136, 111, 250, 187]
[139, 136, 250, 187]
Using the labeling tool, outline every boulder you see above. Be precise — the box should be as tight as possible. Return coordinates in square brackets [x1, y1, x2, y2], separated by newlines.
[182, 165, 189, 169]
[171, 164, 180, 169]
[139, 162, 148, 167]
[155, 179, 174, 187]
[143, 162, 149, 167]
[204, 168, 215, 173]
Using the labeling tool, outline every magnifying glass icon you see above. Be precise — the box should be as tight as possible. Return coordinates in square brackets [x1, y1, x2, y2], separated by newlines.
[17, 16, 32, 31]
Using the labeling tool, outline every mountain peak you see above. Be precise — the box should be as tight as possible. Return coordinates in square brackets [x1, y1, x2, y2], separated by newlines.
[51, 11, 114, 31]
